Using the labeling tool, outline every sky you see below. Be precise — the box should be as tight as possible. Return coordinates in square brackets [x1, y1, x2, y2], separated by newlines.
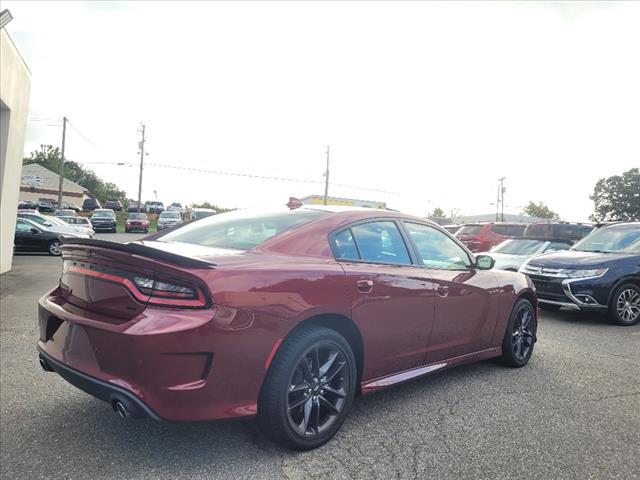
[4, 1, 640, 220]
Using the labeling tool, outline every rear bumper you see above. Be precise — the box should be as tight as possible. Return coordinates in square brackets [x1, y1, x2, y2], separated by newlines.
[37, 289, 274, 422]
[38, 347, 161, 420]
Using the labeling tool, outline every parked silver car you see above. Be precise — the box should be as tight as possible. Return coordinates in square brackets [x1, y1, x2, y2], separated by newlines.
[157, 210, 183, 230]
[481, 237, 574, 271]
[17, 212, 94, 238]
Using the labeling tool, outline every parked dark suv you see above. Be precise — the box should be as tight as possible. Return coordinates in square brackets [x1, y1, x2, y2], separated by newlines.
[523, 223, 593, 241]
[104, 200, 123, 211]
[456, 223, 527, 253]
[89, 209, 117, 233]
[83, 198, 102, 211]
[520, 222, 640, 325]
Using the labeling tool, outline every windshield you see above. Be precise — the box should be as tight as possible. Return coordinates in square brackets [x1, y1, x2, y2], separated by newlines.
[159, 209, 328, 250]
[128, 213, 147, 220]
[457, 225, 481, 235]
[92, 210, 114, 218]
[194, 210, 215, 219]
[160, 212, 181, 219]
[572, 224, 640, 253]
[492, 239, 545, 255]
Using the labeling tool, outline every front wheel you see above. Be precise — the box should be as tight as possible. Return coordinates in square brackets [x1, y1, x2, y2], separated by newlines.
[501, 298, 537, 367]
[48, 240, 62, 256]
[258, 326, 357, 451]
[609, 283, 640, 326]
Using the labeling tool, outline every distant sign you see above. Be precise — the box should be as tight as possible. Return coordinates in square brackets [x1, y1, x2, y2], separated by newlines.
[21, 175, 44, 187]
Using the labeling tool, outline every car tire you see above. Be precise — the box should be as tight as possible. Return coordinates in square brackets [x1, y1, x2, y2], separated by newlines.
[258, 326, 357, 451]
[539, 303, 561, 311]
[501, 298, 537, 368]
[609, 283, 640, 326]
[144, 228, 149, 234]
[48, 240, 62, 256]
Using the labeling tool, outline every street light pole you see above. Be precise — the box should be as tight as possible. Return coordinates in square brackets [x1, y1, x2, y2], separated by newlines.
[137, 124, 146, 213]
[497, 177, 506, 222]
[57, 117, 67, 208]
[323, 145, 330, 205]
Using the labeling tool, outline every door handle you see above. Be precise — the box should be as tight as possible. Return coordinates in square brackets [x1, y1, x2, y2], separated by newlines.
[357, 280, 374, 294]
[437, 285, 449, 297]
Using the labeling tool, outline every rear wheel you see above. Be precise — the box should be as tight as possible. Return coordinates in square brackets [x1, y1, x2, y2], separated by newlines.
[48, 240, 62, 256]
[501, 299, 537, 367]
[258, 326, 357, 450]
[609, 283, 640, 326]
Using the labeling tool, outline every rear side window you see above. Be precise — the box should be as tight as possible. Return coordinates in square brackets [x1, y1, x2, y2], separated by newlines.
[332, 229, 360, 261]
[350, 221, 411, 265]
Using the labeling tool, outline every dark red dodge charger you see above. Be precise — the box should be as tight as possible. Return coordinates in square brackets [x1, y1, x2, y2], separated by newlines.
[38, 206, 537, 450]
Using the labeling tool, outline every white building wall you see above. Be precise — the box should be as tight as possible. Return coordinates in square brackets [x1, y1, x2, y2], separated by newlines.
[0, 27, 31, 274]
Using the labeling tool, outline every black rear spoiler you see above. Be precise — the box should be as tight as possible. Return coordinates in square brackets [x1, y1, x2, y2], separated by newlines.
[59, 237, 217, 269]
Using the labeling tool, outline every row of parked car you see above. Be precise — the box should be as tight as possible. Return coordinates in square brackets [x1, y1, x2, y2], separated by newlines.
[80, 198, 185, 214]
[442, 220, 639, 325]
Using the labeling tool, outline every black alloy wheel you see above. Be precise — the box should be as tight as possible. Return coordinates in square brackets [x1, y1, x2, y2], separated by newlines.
[502, 299, 537, 367]
[259, 326, 357, 450]
[286, 343, 349, 438]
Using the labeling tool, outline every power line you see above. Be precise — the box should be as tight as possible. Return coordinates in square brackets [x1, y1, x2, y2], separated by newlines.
[144, 161, 398, 195]
[65, 120, 102, 150]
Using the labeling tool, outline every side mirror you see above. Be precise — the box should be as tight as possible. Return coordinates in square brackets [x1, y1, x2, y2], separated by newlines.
[44, 222, 52, 227]
[475, 254, 495, 270]
[30, 228, 39, 234]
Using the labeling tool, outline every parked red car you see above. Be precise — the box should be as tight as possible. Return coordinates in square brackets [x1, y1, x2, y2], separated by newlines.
[456, 222, 527, 252]
[125, 212, 149, 233]
[37, 207, 537, 450]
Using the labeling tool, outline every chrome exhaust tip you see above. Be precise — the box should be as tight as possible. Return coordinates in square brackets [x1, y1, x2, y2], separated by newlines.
[113, 400, 128, 418]
[39, 356, 53, 372]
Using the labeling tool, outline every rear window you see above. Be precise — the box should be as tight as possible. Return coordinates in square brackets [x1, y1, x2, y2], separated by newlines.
[456, 225, 481, 235]
[158, 209, 328, 250]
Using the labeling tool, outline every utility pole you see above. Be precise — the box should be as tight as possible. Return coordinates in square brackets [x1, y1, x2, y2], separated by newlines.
[57, 117, 67, 208]
[137, 124, 146, 213]
[495, 179, 501, 222]
[323, 145, 330, 205]
[498, 177, 506, 222]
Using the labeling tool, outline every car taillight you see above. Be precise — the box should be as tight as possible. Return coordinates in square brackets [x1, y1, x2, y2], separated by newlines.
[67, 263, 208, 308]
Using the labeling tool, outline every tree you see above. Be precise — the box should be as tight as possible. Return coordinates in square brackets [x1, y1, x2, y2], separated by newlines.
[23, 145, 127, 205]
[522, 201, 559, 219]
[590, 168, 640, 221]
[431, 207, 445, 218]
[190, 201, 234, 213]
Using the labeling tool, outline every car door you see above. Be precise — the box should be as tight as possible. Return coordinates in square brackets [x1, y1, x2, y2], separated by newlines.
[400, 222, 500, 364]
[331, 220, 437, 380]
[15, 220, 41, 251]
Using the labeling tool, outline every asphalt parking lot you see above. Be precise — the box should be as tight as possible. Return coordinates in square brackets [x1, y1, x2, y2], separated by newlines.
[1, 243, 639, 480]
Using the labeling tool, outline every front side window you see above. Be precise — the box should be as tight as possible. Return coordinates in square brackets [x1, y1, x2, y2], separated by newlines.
[16, 220, 35, 232]
[349, 221, 411, 265]
[404, 222, 472, 270]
